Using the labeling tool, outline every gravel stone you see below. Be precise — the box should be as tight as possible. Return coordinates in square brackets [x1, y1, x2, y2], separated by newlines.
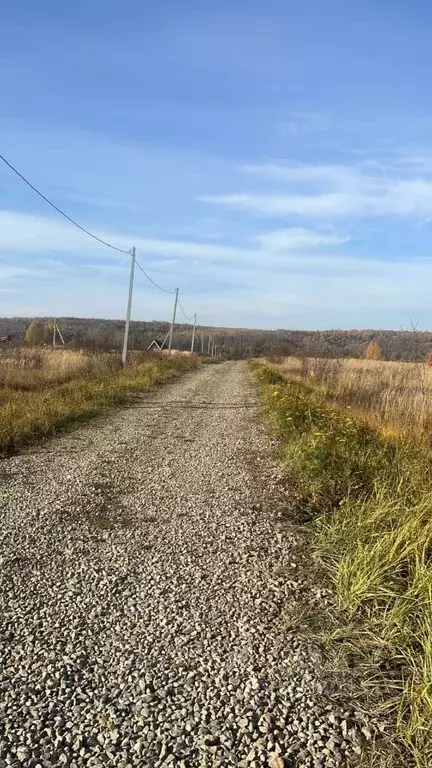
[0, 363, 369, 766]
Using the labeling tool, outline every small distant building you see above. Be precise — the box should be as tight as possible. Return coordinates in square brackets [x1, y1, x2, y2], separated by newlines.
[0, 334, 9, 343]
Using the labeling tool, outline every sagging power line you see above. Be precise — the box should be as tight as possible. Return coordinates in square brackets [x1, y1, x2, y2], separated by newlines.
[0, 153, 130, 254]
[0, 152, 199, 364]
[178, 298, 195, 322]
[135, 260, 176, 294]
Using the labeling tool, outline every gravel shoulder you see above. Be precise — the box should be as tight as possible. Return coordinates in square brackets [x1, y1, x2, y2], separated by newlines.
[1, 362, 365, 768]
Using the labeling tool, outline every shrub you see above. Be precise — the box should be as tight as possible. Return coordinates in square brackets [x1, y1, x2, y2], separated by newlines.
[365, 340, 383, 360]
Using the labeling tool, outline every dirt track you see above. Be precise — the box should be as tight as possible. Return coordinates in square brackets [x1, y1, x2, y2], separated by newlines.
[0, 362, 365, 767]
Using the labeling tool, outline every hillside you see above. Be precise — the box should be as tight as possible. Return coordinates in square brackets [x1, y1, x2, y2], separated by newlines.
[1, 316, 432, 361]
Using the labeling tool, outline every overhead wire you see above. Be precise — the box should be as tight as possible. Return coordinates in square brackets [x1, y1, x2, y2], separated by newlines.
[177, 298, 195, 322]
[0, 153, 131, 254]
[0, 151, 197, 318]
[135, 259, 176, 294]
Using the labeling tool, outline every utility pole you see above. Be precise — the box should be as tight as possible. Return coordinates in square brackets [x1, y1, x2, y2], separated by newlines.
[52, 319, 56, 349]
[56, 323, 65, 346]
[168, 288, 179, 355]
[191, 313, 197, 353]
[211, 341, 215, 357]
[121, 246, 136, 367]
[201, 334, 204, 354]
[208, 334, 212, 354]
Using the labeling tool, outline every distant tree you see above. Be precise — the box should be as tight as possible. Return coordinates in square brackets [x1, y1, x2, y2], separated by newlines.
[25, 319, 51, 346]
[80, 331, 117, 350]
[364, 341, 383, 360]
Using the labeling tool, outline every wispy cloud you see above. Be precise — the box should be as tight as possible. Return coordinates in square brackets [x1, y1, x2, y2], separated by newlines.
[254, 227, 349, 251]
[0, 210, 256, 263]
[0, 265, 51, 280]
[0, 209, 424, 284]
[201, 191, 362, 218]
[241, 161, 367, 188]
[0, 210, 358, 276]
[201, 160, 432, 219]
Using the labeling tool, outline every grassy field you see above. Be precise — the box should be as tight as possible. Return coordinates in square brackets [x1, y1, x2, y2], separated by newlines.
[253, 357, 432, 768]
[0, 347, 197, 454]
[274, 356, 432, 443]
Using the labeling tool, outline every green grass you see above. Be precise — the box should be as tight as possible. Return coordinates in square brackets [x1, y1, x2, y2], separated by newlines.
[252, 361, 432, 767]
[0, 355, 198, 455]
[198, 354, 223, 364]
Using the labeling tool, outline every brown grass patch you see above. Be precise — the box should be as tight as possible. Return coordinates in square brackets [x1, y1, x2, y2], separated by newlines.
[0, 348, 198, 454]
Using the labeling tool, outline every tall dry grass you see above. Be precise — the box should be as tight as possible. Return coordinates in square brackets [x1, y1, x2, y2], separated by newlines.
[0, 347, 121, 390]
[0, 348, 197, 453]
[253, 360, 432, 766]
[275, 356, 432, 442]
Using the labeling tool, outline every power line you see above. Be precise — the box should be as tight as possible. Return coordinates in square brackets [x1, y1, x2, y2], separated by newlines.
[178, 298, 195, 321]
[1, 150, 200, 361]
[0, 152, 184, 297]
[135, 259, 176, 294]
[0, 152, 130, 255]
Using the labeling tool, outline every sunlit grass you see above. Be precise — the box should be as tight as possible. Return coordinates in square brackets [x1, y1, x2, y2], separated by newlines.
[252, 359, 432, 766]
[274, 356, 432, 443]
[0, 348, 198, 454]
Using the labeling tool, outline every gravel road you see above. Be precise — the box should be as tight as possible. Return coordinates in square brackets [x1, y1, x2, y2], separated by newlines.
[0, 362, 366, 768]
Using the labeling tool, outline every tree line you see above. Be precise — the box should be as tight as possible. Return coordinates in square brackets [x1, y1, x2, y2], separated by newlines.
[2, 316, 432, 362]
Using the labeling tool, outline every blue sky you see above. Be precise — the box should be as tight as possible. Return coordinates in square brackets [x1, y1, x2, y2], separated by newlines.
[2, 1, 432, 329]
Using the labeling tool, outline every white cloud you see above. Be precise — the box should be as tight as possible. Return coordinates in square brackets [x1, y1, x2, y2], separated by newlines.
[4, 208, 432, 329]
[201, 160, 432, 219]
[201, 192, 364, 217]
[0, 211, 121, 256]
[242, 162, 369, 189]
[0, 211, 366, 278]
[0, 210, 256, 263]
[0, 265, 51, 280]
[0, 210, 421, 282]
[254, 227, 349, 251]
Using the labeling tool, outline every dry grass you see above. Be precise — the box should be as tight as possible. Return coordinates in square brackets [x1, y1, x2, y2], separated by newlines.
[274, 356, 432, 443]
[252, 359, 432, 767]
[0, 347, 125, 390]
[0, 348, 197, 454]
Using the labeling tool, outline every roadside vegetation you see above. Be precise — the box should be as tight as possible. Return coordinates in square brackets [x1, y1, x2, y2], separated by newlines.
[252, 357, 432, 768]
[198, 354, 223, 364]
[0, 347, 197, 455]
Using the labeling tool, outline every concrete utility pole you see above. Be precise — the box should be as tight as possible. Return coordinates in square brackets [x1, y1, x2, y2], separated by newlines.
[168, 288, 179, 355]
[121, 246, 136, 367]
[191, 313, 197, 353]
[52, 319, 56, 349]
[56, 323, 65, 346]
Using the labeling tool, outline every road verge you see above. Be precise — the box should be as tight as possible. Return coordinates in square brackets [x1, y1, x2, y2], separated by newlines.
[0, 353, 198, 455]
[251, 360, 432, 768]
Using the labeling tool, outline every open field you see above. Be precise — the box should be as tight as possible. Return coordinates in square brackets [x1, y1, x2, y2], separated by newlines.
[0, 347, 198, 454]
[273, 356, 432, 443]
[253, 357, 432, 766]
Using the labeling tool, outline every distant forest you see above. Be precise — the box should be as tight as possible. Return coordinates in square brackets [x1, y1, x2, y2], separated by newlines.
[1, 316, 432, 361]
